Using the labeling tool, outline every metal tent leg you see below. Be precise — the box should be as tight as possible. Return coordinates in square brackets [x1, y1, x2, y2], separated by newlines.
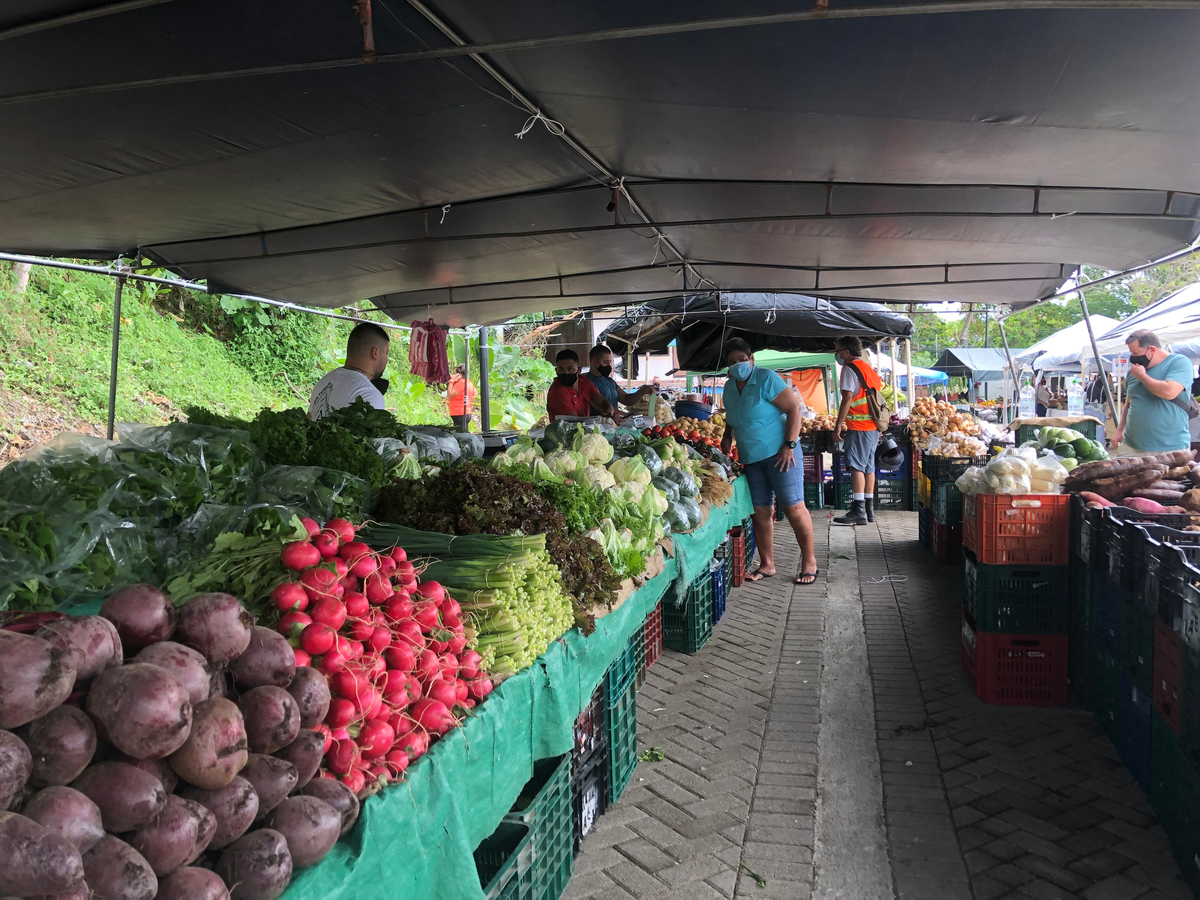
[107, 275, 125, 440]
[477, 326, 491, 429]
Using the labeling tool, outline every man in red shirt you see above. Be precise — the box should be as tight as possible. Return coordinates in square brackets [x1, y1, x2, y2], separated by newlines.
[546, 349, 623, 422]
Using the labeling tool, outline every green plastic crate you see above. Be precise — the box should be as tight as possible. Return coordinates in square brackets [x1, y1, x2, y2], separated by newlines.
[804, 482, 824, 510]
[475, 822, 535, 900]
[1121, 590, 1154, 698]
[875, 478, 912, 511]
[504, 755, 574, 900]
[1015, 420, 1098, 446]
[606, 628, 642, 697]
[932, 481, 963, 526]
[605, 676, 638, 805]
[961, 549, 1069, 634]
[664, 569, 714, 654]
[1068, 561, 1095, 707]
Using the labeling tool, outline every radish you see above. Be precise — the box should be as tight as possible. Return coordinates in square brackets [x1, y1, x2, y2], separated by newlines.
[276, 611, 311, 643]
[330, 668, 370, 702]
[382, 669, 410, 695]
[325, 738, 360, 776]
[382, 593, 413, 621]
[345, 639, 365, 661]
[309, 598, 347, 632]
[87, 663, 192, 760]
[414, 581, 445, 605]
[413, 604, 440, 632]
[293, 648, 312, 667]
[415, 650, 439, 683]
[99, 584, 176, 650]
[441, 597, 462, 619]
[389, 546, 408, 564]
[347, 618, 374, 643]
[369, 625, 392, 654]
[468, 676, 494, 700]
[325, 698, 355, 730]
[363, 573, 392, 606]
[354, 687, 383, 722]
[330, 727, 350, 741]
[384, 643, 416, 673]
[270, 583, 308, 613]
[298, 622, 335, 657]
[460, 697, 475, 710]
[398, 729, 430, 762]
[384, 749, 409, 778]
[315, 646, 349, 675]
[393, 620, 424, 648]
[411, 698, 456, 735]
[325, 519, 356, 543]
[281, 540, 321, 571]
[332, 557, 349, 578]
[378, 556, 397, 578]
[393, 560, 415, 582]
[448, 634, 467, 655]
[437, 654, 459, 681]
[344, 591, 370, 618]
[360, 653, 386, 681]
[350, 555, 377, 579]
[176, 593, 254, 665]
[459, 650, 482, 680]
[392, 715, 417, 741]
[338, 541, 371, 564]
[299, 517, 321, 537]
[340, 768, 366, 796]
[455, 679, 469, 703]
[300, 566, 340, 602]
[356, 720, 394, 759]
[311, 723, 333, 753]
[287, 667, 331, 728]
[312, 531, 340, 559]
[426, 679, 458, 710]
[339, 574, 358, 594]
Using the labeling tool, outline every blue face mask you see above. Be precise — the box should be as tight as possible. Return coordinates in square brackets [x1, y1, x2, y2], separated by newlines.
[729, 361, 753, 381]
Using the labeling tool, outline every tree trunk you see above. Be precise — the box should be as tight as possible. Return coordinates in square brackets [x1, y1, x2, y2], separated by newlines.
[12, 262, 31, 294]
[957, 304, 974, 345]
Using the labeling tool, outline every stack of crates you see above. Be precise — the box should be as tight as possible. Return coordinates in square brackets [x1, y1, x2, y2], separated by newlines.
[923, 453, 983, 563]
[663, 566, 714, 654]
[504, 755, 574, 900]
[571, 686, 607, 853]
[800, 433, 825, 510]
[832, 431, 914, 511]
[959, 492, 1071, 706]
[474, 822, 535, 900]
[711, 556, 727, 625]
[604, 631, 641, 806]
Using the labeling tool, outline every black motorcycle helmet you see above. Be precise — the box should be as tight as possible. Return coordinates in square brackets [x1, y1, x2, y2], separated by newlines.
[876, 434, 905, 472]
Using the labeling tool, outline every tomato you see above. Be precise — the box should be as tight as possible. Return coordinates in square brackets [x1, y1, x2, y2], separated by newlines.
[689, 430, 701, 441]
[643, 428, 654, 437]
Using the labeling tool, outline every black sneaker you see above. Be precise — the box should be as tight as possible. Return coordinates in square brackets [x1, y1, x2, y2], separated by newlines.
[833, 500, 868, 526]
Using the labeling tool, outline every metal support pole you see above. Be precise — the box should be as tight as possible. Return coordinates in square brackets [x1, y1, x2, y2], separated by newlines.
[477, 326, 491, 430]
[996, 319, 1019, 424]
[1078, 295, 1120, 425]
[107, 274, 126, 440]
[904, 339, 913, 414]
[889, 337, 898, 396]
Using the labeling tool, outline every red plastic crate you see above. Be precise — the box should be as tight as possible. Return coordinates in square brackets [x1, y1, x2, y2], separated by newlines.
[965, 493, 1070, 566]
[931, 521, 962, 564]
[644, 602, 663, 669]
[960, 611, 1068, 706]
[730, 531, 746, 587]
[1154, 617, 1183, 734]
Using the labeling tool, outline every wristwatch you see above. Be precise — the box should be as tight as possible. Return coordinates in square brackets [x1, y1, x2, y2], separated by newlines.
[784, 439, 797, 449]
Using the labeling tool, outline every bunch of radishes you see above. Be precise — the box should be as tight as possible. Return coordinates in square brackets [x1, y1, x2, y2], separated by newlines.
[270, 517, 493, 797]
[0, 583, 360, 900]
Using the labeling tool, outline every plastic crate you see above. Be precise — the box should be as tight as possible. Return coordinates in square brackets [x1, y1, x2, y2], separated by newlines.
[1095, 649, 1122, 742]
[1150, 710, 1184, 836]
[475, 822, 535, 900]
[730, 531, 746, 587]
[504, 755, 574, 900]
[964, 493, 1070, 566]
[932, 481, 963, 526]
[960, 610, 1068, 706]
[799, 433, 826, 456]
[743, 519, 756, 570]
[572, 749, 608, 854]
[1122, 588, 1155, 697]
[875, 478, 912, 511]
[605, 676, 638, 805]
[922, 454, 987, 482]
[573, 686, 606, 776]
[1118, 675, 1153, 793]
[1154, 617, 1183, 734]
[961, 548, 1068, 634]
[643, 602, 663, 669]
[804, 482, 824, 510]
[1073, 494, 1106, 571]
[917, 471, 931, 509]
[834, 448, 911, 482]
[1131, 524, 1200, 615]
[802, 452, 821, 484]
[606, 628, 642, 698]
[930, 520, 961, 564]
[663, 569, 714, 654]
[1094, 577, 1124, 660]
[918, 505, 931, 550]
[1069, 561, 1095, 708]
[1108, 510, 1199, 593]
[1014, 420, 1098, 445]
[711, 558, 727, 625]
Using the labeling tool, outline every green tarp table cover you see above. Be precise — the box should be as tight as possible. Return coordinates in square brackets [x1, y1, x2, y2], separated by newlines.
[284, 478, 749, 900]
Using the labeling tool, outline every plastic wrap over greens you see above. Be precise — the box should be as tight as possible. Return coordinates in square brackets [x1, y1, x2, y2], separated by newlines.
[650, 476, 680, 503]
[254, 465, 370, 520]
[454, 432, 484, 460]
[638, 445, 664, 475]
[661, 466, 699, 498]
[543, 420, 584, 452]
[404, 427, 463, 463]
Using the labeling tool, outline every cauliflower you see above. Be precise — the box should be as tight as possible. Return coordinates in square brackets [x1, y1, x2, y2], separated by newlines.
[581, 432, 615, 465]
[582, 465, 617, 491]
[545, 449, 587, 478]
[508, 435, 542, 465]
[608, 455, 651, 486]
[645, 485, 668, 516]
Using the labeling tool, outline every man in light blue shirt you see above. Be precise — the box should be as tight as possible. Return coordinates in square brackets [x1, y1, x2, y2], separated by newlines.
[583, 345, 655, 412]
[1114, 329, 1193, 455]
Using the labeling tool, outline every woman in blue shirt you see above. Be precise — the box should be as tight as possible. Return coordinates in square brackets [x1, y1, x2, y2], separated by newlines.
[718, 338, 818, 585]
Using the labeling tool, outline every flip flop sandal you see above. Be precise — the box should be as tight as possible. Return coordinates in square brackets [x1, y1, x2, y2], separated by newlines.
[744, 570, 776, 582]
[794, 570, 820, 585]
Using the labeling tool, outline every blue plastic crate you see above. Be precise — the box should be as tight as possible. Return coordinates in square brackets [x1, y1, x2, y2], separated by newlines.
[1118, 675, 1152, 792]
[834, 447, 910, 482]
[711, 558, 726, 625]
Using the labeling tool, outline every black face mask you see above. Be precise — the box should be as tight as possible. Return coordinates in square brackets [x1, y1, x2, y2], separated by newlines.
[557, 373, 579, 387]
[372, 378, 389, 395]
[1129, 353, 1151, 368]
[596, 365, 613, 378]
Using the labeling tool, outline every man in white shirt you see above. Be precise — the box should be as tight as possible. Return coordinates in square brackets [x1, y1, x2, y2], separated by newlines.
[308, 323, 391, 420]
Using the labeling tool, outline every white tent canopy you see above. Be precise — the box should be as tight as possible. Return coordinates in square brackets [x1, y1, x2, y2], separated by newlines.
[1095, 284, 1200, 357]
[1015, 316, 1121, 371]
[874, 356, 949, 388]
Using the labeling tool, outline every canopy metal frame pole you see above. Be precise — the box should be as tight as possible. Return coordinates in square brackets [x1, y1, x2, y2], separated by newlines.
[996, 320, 1020, 424]
[477, 326, 491, 430]
[1078, 295, 1120, 426]
[107, 274, 126, 440]
[904, 339, 913, 415]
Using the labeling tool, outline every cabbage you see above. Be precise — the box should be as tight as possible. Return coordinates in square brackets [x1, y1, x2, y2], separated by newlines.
[531, 458, 565, 483]
[509, 435, 543, 465]
[608, 455, 652, 485]
[581, 432, 615, 465]
[582, 465, 617, 491]
[545, 449, 587, 477]
[638, 445, 664, 475]
[390, 452, 422, 480]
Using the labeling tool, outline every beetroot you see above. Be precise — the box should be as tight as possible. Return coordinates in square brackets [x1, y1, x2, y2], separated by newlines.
[181, 776, 259, 850]
[217, 828, 293, 900]
[238, 687, 300, 755]
[230, 627, 296, 690]
[299, 778, 360, 836]
[86, 663, 192, 760]
[35, 615, 123, 681]
[21, 785, 104, 853]
[168, 698, 248, 791]
[176, 594, 255, 665]
[265, 795, 340, 868]
[16, 705, 96, 787]
[99, 583, 176, 649]
[0, 728, 32, 809]
[274, 729, 324, 792]
[82, 834, 158, 900]
[285, 667, 331, 728]
[238, 755, 297, 815]
[71, 761, 166, 832]
[110, 753, 179, 793]
[155, 866, 231, 900]
[129, 794, 217, 876]
[134, 641, 212, 706]
[0, 631, 77, 730]
[0, 810, 86, 897]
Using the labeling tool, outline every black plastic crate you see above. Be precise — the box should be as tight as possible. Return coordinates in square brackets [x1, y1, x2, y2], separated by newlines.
[573, 685, 606, 776]
[932, 481, 963, 526]
[921, 454, 987, 482]
[1121, 589, 1154, 698]
[1117, 675, 1152, 793]
[475, 822, 535, 900]
[571, 750, 608, 855]
[1107, 509, 1199, 592]
[1138, 526, 1200, 624]
[918, 505, 931, 550]
[1069, 559, 1095, 708]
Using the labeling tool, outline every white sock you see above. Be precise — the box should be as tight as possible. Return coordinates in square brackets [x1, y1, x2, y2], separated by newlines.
[853, 492, 865, 502]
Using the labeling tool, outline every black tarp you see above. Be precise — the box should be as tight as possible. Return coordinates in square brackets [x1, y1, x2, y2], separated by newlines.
[931, 348, 1014, 382]
[599, 293, 913, 374]
[2, 3, 1200, 324]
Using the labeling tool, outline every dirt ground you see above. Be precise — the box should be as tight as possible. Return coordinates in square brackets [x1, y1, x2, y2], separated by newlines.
[0, 384, 107, 464]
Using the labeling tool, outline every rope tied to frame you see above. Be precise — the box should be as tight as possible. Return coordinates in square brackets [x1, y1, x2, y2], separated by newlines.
[515, 110, 566, 139]
[440, 204, 451, 224]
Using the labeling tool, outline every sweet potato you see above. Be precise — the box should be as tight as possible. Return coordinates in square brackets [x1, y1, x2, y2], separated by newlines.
[0, 728, 32, 809]
[1124, 496, 1171, 513]
[265, 795, 340, 867]
[21, 785, 104, 853]
[70, 761, 166, 833]
[168, 697, 248, 791]
[82, 834, 158, 900]
[230, 627, 295, 690]
[286, 667, 331, 729]
[134, 641, 212, 706]
[1078, 491, 1115, 507]
[238, 687, 300, 755]
[216, 828, 293, 900]
[237, 755, 297, 815]
[129, 794, 217, 876]
[17, 705, 96, 787]
[298, 778, 360, 836]
[35, 615, 122, 681]
[0, 631, 77, 730]
[180, 775, 259, 850]
[1131, 489, 1184, 504]
[86, 663, 193, 760]
[1183, 489, 1200, 513]
[155, 866, 231, 900]
[0, 810, 86, 896]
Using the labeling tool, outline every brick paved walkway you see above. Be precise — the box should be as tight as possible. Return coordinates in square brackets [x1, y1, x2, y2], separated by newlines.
[568, 512, 1194, 900]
